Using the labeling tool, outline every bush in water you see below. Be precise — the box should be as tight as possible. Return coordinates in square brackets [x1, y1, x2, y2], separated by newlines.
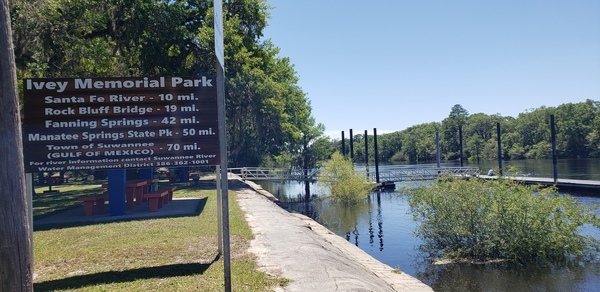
[406, 176, 600, 265]
[318, 152, 372, 205]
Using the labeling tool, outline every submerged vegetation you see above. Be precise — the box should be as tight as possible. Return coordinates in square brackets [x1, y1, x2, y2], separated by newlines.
[318, 153, 372, 205]
[404, 176, 600, 265]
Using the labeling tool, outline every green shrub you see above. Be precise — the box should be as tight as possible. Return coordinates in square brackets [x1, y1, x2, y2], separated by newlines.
[318, 152, 373, 205]
[405, 176, 600, 265]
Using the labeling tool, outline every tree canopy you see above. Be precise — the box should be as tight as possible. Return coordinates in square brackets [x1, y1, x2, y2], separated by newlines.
[11, 0, 326, 167]
[336, 100, 600, 163]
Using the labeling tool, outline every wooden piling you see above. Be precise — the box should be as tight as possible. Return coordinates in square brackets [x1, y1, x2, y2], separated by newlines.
[374, 128, 380, 183]
[341, 131, 346, 156]
[551, 115, 558, 183]
[497, 122, 503, 176]
[349, 129, 354, 161]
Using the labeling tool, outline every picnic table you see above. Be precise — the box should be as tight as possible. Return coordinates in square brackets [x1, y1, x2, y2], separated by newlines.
[102, 178, 158, 210]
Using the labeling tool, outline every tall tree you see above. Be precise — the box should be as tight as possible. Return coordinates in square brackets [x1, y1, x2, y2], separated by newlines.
[555, 100, 598, 158]
[378, 131, 402, 161]
[449, 104, 469, 122]
[442, 104, 469, 160]
[514, 107, 554, 159]
[399, 122, 439, 162]
[464, 113, 498, 141]
[1, 0, 33, 289]
[11, 0, 318, 167]
[588, 113, 600, 157]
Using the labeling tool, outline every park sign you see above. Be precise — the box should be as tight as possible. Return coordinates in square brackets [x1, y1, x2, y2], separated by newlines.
[22, 76, 219, 172]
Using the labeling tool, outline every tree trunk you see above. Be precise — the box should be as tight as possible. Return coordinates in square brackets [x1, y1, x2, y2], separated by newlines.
[0, 0, 33, 290]
[302, 136, 310, 201]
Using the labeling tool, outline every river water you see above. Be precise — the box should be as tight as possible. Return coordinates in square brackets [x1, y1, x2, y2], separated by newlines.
[257, 158, 600, 291]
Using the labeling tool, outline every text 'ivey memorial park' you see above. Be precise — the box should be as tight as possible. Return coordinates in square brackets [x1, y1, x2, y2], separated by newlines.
[23, 76, 220, 173]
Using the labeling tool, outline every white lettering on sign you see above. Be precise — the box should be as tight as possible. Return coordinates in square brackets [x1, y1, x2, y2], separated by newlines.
[109, 95, 146, 102]
[26, 80, 68, 92]
[81, 131, 124, 141]
[49, 152, 83, 158]
[96, 142, 155, 149]
[45, 108, 75, 115]
[45, 119, 98, 129]
[45, 96, 85, 103]
[127, 130, 156, 138]
[113, 106, 153, 115]
[100, 118, 149, 128]
[46, 145, 79, 150]
[74, 77, 165, 89]
[104, 149, 153, 156]
[28, 133, 80, 141]
[78, 106, 110, 115]
[171, 76, 213, 87]
[23, 76, 219, 173]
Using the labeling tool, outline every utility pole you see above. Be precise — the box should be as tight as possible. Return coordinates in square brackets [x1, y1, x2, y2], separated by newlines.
[0, 1, 33, 290]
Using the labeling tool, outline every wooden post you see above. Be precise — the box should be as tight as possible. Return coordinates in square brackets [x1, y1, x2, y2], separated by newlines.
[341, 131, 346, 156]
[364, 130, 369, 179]
[550, 115, 558, 183]
[374, 128, 380, 183]
[436, 131, 441, 168]
[497, 123, 503, 176]
[459, 125, 464, 167]
[349, 129, 354, 161]
[0, 0, 33, 288]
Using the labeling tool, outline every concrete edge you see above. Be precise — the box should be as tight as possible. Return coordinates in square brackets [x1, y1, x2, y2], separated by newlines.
[234, 177, 433, 292]
[237, 178, 281, 203]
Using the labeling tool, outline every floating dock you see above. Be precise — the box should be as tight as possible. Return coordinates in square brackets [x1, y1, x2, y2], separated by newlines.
[478, 175, 600, 193]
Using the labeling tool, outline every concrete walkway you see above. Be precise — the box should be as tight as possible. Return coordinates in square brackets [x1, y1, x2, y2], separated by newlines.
[234, 179, 433, 292]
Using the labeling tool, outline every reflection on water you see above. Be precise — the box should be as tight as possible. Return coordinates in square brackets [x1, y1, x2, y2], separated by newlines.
[442, 158, 600, 181]
[258, 160, 600, 291]
[422, 261, 600, 292]
[355, 158, 600, 181]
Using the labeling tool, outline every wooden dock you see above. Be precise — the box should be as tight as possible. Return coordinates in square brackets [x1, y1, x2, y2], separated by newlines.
[478, 175, 600, 192]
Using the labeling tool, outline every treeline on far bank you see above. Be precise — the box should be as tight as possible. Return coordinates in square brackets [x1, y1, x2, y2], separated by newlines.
[337, 100, 600, 163]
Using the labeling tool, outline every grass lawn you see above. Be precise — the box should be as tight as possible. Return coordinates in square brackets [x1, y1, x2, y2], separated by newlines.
[32, 177, 287, 291]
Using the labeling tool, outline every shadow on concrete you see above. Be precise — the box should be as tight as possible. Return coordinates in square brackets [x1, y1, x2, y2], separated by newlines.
[34, 197, 207, 231]
[228, 178, 256, 191]
[34, 254, 220, 291]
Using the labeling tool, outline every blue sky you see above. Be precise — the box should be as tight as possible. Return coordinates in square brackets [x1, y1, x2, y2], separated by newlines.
[261, 1, 600, 139]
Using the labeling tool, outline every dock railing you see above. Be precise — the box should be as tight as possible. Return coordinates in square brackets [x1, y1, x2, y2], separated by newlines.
[229, 166, 479, 183]
[366, 166, 480, 182]
[228, 167, 319, 181]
